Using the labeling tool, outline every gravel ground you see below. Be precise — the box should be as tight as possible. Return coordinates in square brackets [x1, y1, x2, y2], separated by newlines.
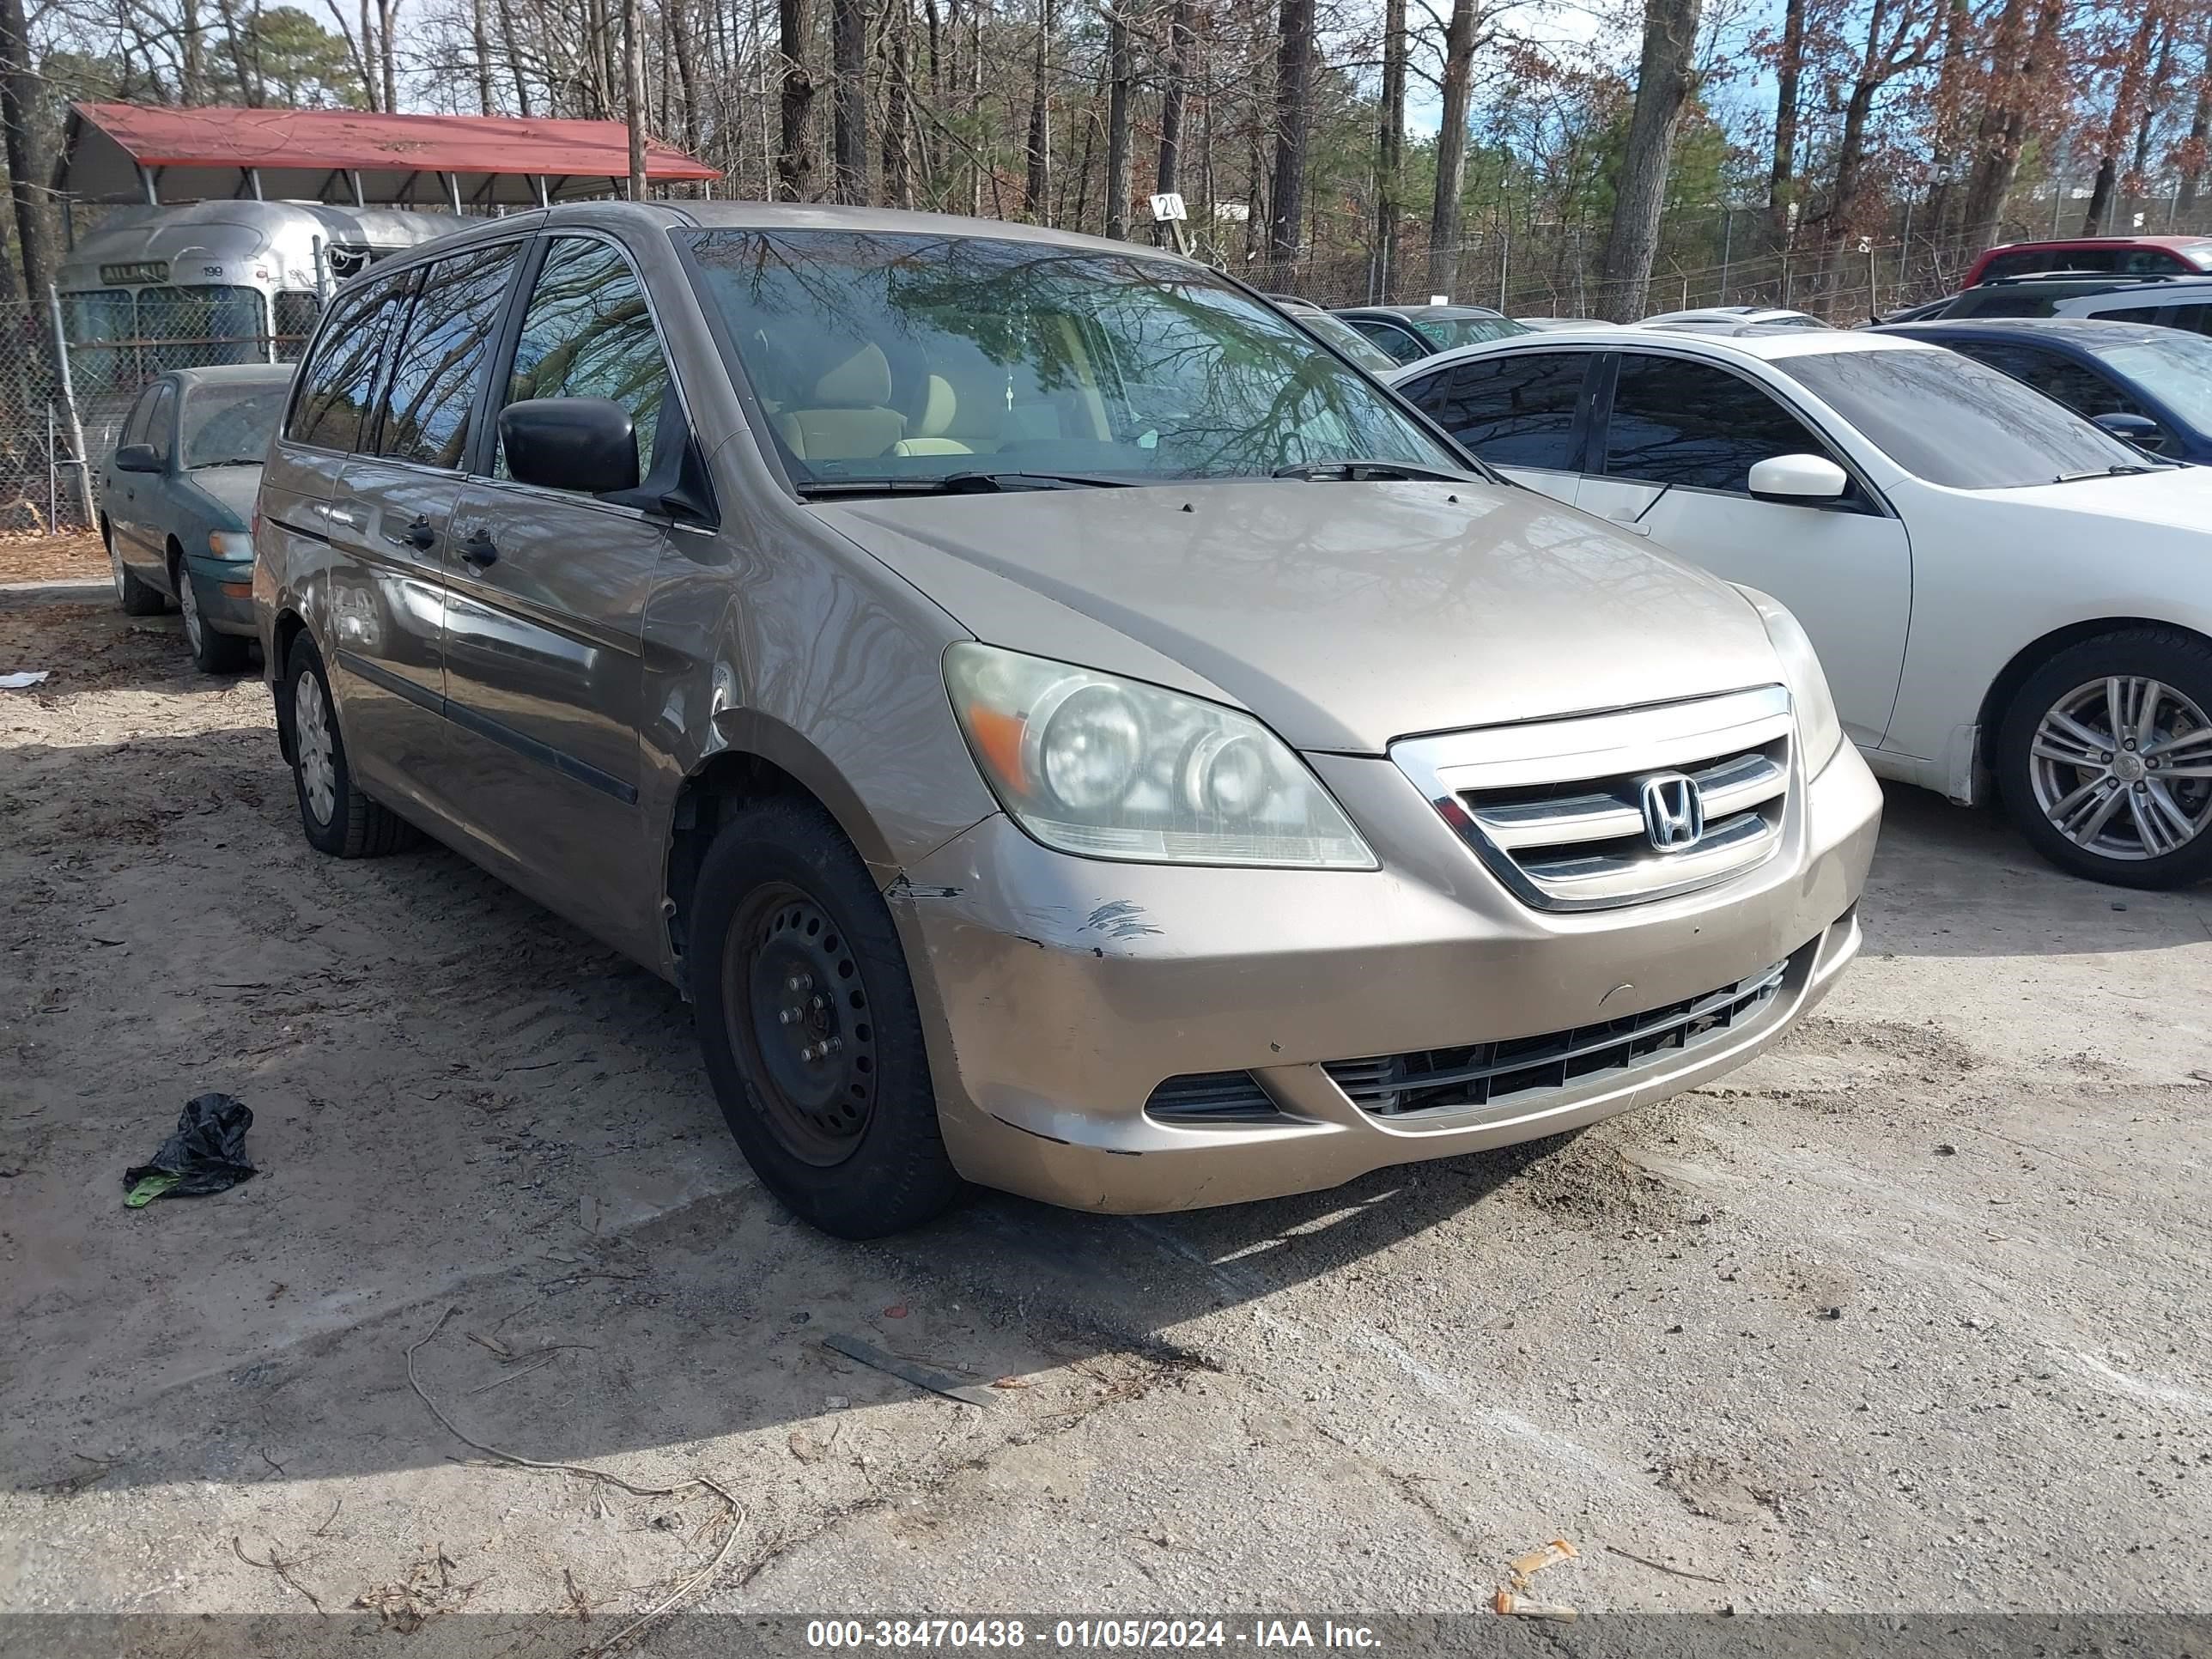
[3, 594, 2211, 1642]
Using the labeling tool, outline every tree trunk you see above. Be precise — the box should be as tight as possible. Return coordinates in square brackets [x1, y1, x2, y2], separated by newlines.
[179, 0, 206, 101]
[1825, 0, 1887, 246]
[1023, 0, 1052, 221]
[832, 0, 870, 202]
[1595, 0, 1703, 321]
[623, 0, 648, 199]
[884, 0, 915, 207]
[498, 0, 534, 114]
[1425, 0, 1476, 297]
[0, 0, 52, 338]
[669, 0, 702, 157]
[1372, 0, 1405, 299]
[1157, 0, 1193, 196]
[1267, 0, 1314, 275]
[2083, 6, 2160, 235]
[472, 0, 498, 113]
[358, 0, 380, 108]
[378, 0, 399, 114]
[1104, 5, 1133, 237]
[778, 0, 817, 199]
[1764, 0, 1802, 251]
[2179, 30, 2211, 216]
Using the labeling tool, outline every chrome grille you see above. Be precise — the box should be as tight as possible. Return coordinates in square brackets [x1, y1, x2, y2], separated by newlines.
[1326, 954, 1792, 1119]
[1393, 686, 1795, 910]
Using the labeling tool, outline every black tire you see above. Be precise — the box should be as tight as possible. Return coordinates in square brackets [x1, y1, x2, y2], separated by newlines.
[175, 556, 249, 674]
[688, 796, 963, 1237]
[283, 633, 416, 859]
[104, 518, 164, 617]
[1996, 626, 2212, 890]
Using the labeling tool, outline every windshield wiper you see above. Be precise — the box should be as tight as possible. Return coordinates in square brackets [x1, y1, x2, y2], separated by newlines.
[797, 470, 1133, 499]
[2052, 462, 2160, 483]
[1272, 459, 1474, 483]
[191, 457, 265, 470]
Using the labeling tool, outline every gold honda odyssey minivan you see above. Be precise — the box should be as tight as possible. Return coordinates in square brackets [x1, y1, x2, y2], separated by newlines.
[254, 201, 1880, 1237]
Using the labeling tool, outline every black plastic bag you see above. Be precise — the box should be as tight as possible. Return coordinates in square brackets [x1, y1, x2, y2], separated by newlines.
[125, 1094, 257, 1206]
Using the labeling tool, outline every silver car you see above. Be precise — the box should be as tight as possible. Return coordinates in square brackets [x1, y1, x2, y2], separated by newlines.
[254, 203, 1880, 1237]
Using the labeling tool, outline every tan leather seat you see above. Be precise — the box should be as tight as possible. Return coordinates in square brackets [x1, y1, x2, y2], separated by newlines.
[893, 364, 1010, 457]
[772, 343, 906, 460]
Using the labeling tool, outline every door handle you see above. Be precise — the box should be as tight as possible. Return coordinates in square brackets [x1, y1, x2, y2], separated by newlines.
[325, 506, 362, 529]
[459, 528, 498, 568]
[402, 515, 437, 550]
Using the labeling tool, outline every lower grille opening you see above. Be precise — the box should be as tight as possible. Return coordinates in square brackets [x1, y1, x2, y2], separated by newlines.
[1145, 1070, 1280, 1124]
[1325, 955, 1793, 1119]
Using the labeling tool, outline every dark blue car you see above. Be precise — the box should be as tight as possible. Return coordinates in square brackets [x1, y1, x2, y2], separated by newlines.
[1875, 318, 2212, 465]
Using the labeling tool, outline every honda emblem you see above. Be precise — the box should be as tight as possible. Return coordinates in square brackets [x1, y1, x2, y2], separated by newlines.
[1639, 772, 1705, 852]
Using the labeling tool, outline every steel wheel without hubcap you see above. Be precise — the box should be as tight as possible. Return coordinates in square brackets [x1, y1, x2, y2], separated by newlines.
[294, 670, 337, 827]
[2030, 676, 2212, 861]
[724, 884, 878, 1167]
[108, 535, 126, 602]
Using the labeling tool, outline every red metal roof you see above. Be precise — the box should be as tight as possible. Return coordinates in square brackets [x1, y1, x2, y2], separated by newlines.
[64, 101, 720, 205]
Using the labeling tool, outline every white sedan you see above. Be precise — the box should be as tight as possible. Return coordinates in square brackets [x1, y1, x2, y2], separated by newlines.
[1387, 326, 2212, 887]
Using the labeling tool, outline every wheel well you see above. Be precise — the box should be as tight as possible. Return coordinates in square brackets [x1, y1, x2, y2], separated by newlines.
[1977, 617, 2212, 741]
[165, 534, 184, 577]
[270, 610, 308, 763]
[664, 751, 823, 975]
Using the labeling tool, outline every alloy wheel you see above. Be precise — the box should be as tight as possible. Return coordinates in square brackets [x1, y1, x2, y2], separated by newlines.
[2029, 675, 2212, 861]
[294, 670, 337, 827]
[723, 884, 878, 1167]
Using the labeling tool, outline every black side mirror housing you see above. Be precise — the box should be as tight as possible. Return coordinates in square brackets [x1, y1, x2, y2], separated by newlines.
[2093, 410, 2163, 450]
[112, 442, 161, 474]
[498, 398, 640, 496]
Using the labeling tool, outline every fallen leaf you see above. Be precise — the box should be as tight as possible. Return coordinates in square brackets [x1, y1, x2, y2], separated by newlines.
[990, 1376, 1030, 1389]
[883, 1304, 908, 1319]
[787, 1428, 823, 1464]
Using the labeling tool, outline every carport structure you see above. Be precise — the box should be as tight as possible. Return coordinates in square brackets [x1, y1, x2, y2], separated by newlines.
[59, 102, 722, 211]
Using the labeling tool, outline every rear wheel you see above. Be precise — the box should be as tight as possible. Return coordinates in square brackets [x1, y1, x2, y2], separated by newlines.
[176, 557, 248, 674]
[1997, 628, 2212, 889]
[688, 796, 963, 1237]
[105, 519, 163, 616]
[284, 634, 415, 858]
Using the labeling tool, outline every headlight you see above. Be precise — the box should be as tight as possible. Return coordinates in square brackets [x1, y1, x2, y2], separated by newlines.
[208, 531, 253, 559]
[1736, 586, 1844, 775]
[944, 642, 1376, 869]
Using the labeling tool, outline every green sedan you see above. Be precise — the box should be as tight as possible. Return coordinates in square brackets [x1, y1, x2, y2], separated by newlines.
[99, 364, 291, 673]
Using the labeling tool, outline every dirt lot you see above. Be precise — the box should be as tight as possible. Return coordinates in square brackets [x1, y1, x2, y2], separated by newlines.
[0, 531, 108, 586]
[3, 591, 2212, 1639]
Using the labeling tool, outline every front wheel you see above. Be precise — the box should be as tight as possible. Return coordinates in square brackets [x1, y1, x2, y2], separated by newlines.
[688, 796, 963, 1237]
[1996, 627, 2212, 889]
[178, 564, 249, 674]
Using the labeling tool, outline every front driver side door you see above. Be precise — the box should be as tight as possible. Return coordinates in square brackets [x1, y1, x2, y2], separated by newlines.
[1573, 349, 1911, 750]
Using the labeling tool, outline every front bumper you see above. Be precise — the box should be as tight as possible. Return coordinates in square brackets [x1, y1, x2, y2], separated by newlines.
[184, 554, 258, 637]
[888, 740, 1882, 1213]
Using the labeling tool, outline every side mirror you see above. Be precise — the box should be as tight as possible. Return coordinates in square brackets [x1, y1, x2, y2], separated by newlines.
[112, 442, 161, 474]
[1748, 453, 1850, 504]
[498, 398, 640, 496]
[2093, 410, 2164, 450]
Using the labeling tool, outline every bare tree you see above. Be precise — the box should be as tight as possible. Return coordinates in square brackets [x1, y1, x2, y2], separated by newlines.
[1372, 0, 1406, 297]
[778, 0, 816, 199]
[832, 0, 869, 201]
[0, 0, 53, 309]
[1267, 0, 1312, 271]
[1595, 0, 1704, 320]
[1425, 0, 1479, 296]
[1764, 0, 1804, 251]
[1104, 2, 1133, 237]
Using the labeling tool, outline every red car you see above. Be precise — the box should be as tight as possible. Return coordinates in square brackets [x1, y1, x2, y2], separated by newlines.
[1963, 235, 2212, 285]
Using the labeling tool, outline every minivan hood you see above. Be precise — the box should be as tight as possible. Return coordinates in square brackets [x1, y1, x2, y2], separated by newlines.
[818, 480, 1782, 753]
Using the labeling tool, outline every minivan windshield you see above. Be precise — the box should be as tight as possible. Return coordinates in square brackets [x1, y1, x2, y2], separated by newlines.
[683, 229, 1468, 489]
[1776, 346, 2158, 489]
